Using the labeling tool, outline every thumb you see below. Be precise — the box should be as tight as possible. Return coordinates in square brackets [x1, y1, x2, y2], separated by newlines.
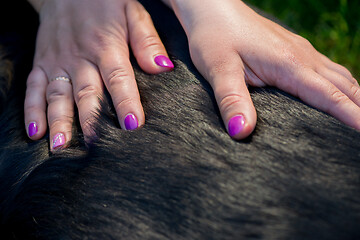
[195, 51, 257, 139]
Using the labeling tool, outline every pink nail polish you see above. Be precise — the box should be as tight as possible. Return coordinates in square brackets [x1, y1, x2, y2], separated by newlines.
[28, 122, 38, 137]
[52, 133, 65, 149]
[228, 115, 245, 137]
[154, 55, 174, 68]
[124, 114, 139, 130]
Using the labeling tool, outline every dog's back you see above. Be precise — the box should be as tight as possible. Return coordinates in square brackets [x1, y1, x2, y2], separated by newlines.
[0, 1, 359, 239]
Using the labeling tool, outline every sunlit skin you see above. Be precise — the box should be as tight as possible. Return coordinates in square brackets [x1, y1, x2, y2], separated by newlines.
[162, 0, 360, 139]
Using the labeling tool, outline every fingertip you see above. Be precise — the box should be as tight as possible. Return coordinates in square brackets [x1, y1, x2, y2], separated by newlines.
[131, 38, 174, 74]
[119, 107, 145, 131]
[49, 129, 73, 151]
[28, 122, 38, 137]
[26, 121, 39, 140]
[112, 93, 145, 132]
[228, 114, 245, 139]
[136, 53, 174, 75]
[154, 55, 174, 70]
[51, 132, 67, 151]
[25, 116, 48, 140]
[227, 113, 256, 140]
[124, 113, 139, 130]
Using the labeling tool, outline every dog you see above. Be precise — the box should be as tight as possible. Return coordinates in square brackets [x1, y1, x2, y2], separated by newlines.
[0, 1, 359, 239]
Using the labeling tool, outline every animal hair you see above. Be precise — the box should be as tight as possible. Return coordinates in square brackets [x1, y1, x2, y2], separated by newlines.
[0, 1, 359, 239]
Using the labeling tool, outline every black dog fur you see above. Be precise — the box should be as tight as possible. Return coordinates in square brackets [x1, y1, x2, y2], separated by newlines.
[0, 1, 360, 239]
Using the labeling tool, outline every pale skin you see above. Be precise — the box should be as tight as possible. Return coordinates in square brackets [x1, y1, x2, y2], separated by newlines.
[26, 0, 174, 149]
[26, 0, 360, 149]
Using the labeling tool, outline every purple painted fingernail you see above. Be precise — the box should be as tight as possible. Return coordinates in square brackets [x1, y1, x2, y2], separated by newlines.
[228, 115, 245, 137]
[28, 122, 38, 137]
[124, 114, 139, 130]
[52, 133, 65, 149]
[154, 55, 174, 68]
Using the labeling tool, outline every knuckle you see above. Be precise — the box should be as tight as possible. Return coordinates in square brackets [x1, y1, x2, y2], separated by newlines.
[350, 85, 360, 99]
[75, 84, 99, 104]
[338, 64, 349, 73]
[300, 36, 312, 46]
[293, 34, 313, 48]
[107, 68, 132, 89]
[26, 75, 43, 89]
[138, 35, 162, 50]
[218, 93, 246, 113]
[354, 78, 359, 85]
[114, 97, 134, 112]
[46, 85, 71, 104]
[278, 39, 312, 70]
[340, 65, 354, 79]
[24, 105, 41, 115]
[49, 115, 73, 130]
[330, 89, 349, 106]
[90, 31, 127, 56]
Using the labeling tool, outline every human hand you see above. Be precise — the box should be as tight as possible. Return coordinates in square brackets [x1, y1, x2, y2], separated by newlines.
[164, 0, 359, 139]
[25, 0, 174, 149]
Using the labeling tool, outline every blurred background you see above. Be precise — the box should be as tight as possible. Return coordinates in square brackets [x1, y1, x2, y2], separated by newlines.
[247, 0, 360, 80]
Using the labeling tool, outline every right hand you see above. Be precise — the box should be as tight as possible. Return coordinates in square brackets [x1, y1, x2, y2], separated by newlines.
[164, 0, 359, 139]
[25, 0, 174, 150]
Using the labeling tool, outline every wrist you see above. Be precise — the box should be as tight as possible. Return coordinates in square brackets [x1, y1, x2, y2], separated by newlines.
[163, 0, 252, 33]
[160, 0, 200, 33]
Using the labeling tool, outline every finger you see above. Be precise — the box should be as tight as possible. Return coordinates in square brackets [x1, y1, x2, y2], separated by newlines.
[70, 60, 104, 141]
[97, 44, 144, 130]
[46, 73, 74, 150]
[126, 1, 174, 74]
[319, 54, 355, 83]
[24, 67, 48, 140]
[354, 77, 359, 87]
[200, 51, 257, 140]
[317, 68, 360, 107]
[296, 69, 360, 130]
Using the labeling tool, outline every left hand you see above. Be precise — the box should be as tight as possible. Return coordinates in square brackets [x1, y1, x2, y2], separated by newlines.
[25, 0, 174, 149]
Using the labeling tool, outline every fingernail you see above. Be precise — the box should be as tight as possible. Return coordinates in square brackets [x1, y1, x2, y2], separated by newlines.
[52, 133, 65, 149]
[228, 115, 245, 137]
[28, 122, 38, 137]
[154, 55, 174, 68]
[124, 113, 139, 130]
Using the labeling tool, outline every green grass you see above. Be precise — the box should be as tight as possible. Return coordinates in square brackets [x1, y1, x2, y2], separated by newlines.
[246, 0, 360, 80]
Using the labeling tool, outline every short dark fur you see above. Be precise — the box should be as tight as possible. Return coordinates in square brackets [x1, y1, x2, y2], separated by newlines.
[0, 1, 359, 239]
